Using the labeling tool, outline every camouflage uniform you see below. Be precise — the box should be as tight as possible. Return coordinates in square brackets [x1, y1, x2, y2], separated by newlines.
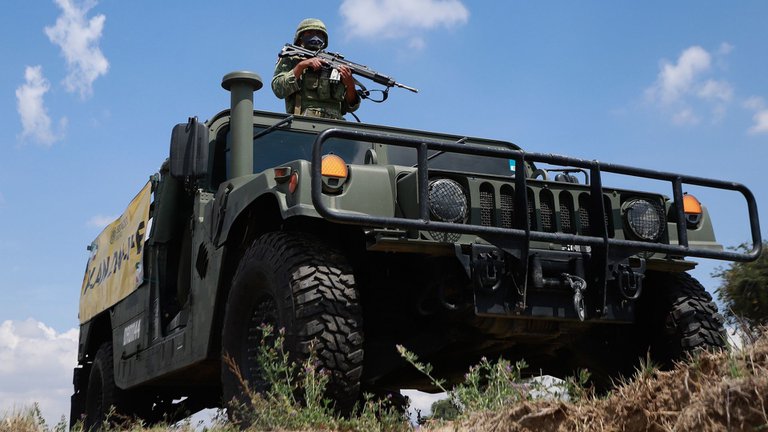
[272, 19, 359, 120]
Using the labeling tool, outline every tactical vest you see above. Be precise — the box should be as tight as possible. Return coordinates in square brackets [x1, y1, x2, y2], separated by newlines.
[295, 67, 347, 120]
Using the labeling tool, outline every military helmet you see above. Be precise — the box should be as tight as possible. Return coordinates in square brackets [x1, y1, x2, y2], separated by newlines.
[294, 18, 328, 46]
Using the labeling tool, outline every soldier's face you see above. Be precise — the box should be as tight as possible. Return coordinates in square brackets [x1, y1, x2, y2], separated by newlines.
[300, 30, 326, 50]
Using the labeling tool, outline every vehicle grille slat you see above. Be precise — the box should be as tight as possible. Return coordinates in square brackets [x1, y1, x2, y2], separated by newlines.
[472, 184, 613, 237]
[500, 186, 514, 229]
[578, 193, 592, 235]
[480, 184, 494, 227]
[540, 190, 555, 232]
[559, 192, 576, 234]
[527, 188, 537, 230]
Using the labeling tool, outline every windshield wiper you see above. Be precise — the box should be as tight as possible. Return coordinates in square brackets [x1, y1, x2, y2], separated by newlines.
[412, 137, 468, 167]
[253, 115, 295, 141]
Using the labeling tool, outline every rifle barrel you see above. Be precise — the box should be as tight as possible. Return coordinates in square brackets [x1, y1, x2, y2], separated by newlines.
[395, 82, 419, 93]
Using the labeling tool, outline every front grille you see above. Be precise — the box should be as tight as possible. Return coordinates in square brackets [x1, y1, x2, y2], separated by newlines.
[472, 186, 613, 237]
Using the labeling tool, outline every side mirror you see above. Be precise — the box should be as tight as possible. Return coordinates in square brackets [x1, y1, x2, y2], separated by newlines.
[170, 117, 209, 179]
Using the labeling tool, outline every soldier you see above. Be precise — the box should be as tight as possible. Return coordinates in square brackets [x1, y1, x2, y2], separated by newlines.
[272, 18, 360, 120]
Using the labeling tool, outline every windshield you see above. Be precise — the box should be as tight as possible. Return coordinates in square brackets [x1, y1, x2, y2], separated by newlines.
[221, 127, 371, 177]
[386, 144, 519, 177]
[217, 126, 520, 180]
[251, 127, 370, 173]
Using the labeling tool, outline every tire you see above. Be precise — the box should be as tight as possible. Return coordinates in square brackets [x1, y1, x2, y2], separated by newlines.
[84, 343, 122, 431]
[577, 271, 726, 388]
[221, 232, 364, 419]
[643, 271, 727, 365]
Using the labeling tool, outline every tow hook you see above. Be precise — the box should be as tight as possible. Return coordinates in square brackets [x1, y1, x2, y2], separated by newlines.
[473, 249, 505, 292]
[563, 273, 588, 321]
[616, 262, 644, 301]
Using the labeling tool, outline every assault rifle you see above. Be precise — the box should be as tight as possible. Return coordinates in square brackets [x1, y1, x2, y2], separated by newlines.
[279, 43, 418, 102]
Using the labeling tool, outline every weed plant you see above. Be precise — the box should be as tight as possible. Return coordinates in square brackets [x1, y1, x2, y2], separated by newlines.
[0, 404, 67, 432]
[3, 327, 594, 431]
[224, 324, 409, 431]
[397, 345, 544, 421]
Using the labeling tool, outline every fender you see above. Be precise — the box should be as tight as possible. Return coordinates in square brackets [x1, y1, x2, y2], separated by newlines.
[212, 160, 398, 247]
[76, 311, 112, 363]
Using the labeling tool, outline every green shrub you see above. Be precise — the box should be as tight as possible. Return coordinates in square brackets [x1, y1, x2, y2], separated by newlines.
[225, 324, 409, 431]
[715, 242, 768, 333]
[397, 346, 533, 419]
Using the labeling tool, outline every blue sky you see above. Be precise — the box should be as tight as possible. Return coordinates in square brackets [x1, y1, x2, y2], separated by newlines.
[1, 0, 767, 425]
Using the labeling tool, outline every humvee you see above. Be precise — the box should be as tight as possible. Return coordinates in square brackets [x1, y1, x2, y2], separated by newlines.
[70, 71, 761, 428]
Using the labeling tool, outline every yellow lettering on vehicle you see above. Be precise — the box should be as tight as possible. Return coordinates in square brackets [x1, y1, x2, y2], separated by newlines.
[79, 182, 152, 323]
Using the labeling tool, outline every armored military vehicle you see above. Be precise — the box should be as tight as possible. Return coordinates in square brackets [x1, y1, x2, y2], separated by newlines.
[70, 71, 761, 428]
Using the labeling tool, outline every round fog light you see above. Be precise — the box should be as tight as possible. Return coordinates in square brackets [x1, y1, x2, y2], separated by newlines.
[428, 179, 468, 223]
[624, 199, 665, 241]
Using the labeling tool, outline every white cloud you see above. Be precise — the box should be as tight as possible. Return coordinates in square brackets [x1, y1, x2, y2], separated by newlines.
[15, 66, 66, 146]
[698, 79, 733, 103]
[645, 44, 738, 126]
[647, 45, 711, 105]
[748, 109, 768, 135]
[87, 214, 116, 228]
[340, 0, 468, 42]
[0, 319, 78, 427]
[718, 42, 734, 56]
[408, 37, 427, 51]
[742, 96, 768, 135]
[44, 0, 109, 99]
[711, 104, 727, 124]
[672, 108, 700, 126]
[744, 96, 765, 111]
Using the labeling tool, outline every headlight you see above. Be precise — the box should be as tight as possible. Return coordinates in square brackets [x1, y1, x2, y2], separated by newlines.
[428, 178, 468, 223]
[623, 199, 666, 241]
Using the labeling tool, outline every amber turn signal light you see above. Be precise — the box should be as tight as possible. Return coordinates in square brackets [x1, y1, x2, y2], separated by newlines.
[683, 194, 702, 215]
[321, 154, 348, 178]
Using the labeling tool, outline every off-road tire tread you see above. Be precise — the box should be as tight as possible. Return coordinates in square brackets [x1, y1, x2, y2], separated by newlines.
[85, 342, 119, 430]
[225, 231, 363, 412]
[662, 272, 726, 354]
[644, 271, 727, 365]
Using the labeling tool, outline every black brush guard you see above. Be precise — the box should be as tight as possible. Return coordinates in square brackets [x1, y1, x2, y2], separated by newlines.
[311, 128, 761, 316]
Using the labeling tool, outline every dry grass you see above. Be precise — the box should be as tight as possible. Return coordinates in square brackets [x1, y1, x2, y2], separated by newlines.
[0, 405, 64, 432]
[4, 332, 768, 431]
[0, 404, 229, 432]
[0, 410, 45, 432]
[428, 333, 768, 432]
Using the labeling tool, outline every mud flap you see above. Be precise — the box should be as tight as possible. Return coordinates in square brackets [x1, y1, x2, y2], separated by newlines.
[69, 366, 87, 428]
